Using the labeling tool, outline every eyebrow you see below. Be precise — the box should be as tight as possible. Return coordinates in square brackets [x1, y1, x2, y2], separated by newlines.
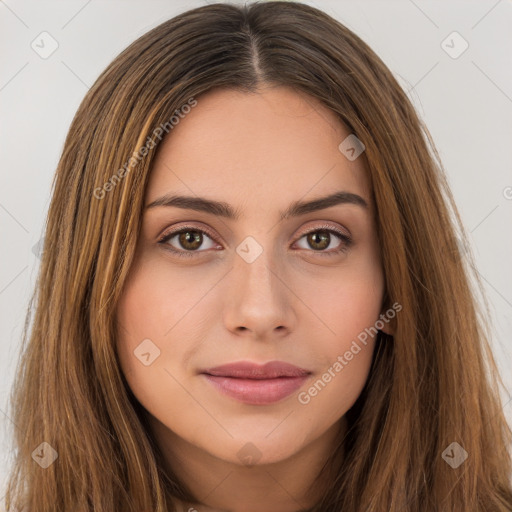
[145, 190, 368, 221]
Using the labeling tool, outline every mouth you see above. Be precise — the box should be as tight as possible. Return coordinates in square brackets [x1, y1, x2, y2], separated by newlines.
[200, 361, 311, 405]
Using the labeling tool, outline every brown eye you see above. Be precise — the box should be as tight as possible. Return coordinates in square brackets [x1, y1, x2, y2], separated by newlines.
[177, 230, 203, 251]
[305, 230, 331, 251]
[294, 226, 353, 256]
[158, 226, 219, 257]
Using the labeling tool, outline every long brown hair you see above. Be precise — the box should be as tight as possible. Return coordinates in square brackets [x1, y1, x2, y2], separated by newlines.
[5, 2, 512, 511]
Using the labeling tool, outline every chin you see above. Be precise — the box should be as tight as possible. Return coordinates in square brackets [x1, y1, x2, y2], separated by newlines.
[203, 433, 308, 468]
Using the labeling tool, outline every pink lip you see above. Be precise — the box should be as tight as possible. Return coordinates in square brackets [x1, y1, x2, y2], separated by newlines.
[200, 361, 311, 405]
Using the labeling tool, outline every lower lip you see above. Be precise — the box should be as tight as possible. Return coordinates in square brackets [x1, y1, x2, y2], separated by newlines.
[202, 374, 309, 405]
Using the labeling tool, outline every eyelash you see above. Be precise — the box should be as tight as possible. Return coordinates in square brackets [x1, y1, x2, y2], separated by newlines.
[157, 223, 353, 259]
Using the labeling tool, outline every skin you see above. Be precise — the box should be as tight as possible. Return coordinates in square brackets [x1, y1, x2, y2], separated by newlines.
[116, 85, 392, 512]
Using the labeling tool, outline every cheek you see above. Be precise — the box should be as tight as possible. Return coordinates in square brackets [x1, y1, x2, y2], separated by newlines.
[298, 281, 382, 414]
[116, 253, 209, 354]
[293, 255, 383, 415]
[115, 261, 174, 398]
[299, 344, 374, 429]
[115, 284, 187, 424]
[114, 257, 214, 409]
[299, 250, 384, 349]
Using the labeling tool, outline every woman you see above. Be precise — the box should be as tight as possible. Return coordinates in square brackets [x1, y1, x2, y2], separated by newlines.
[5, 2, 512, 511]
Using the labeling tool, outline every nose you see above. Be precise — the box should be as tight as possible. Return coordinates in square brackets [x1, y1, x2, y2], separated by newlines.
[223, 248, 298, 340]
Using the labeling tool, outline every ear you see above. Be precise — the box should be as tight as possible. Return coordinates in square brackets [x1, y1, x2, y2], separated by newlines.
[377, 302, 400, 336]
[379, 321, 394, 336]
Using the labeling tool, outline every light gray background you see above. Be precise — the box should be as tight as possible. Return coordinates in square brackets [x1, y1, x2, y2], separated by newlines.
[1, 0, 512, 501]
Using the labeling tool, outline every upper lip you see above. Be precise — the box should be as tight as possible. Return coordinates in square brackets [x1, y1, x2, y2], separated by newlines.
[201, 361, 311, 379]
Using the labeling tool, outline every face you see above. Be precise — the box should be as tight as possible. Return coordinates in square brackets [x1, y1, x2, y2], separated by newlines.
[116, 85, 388, 468]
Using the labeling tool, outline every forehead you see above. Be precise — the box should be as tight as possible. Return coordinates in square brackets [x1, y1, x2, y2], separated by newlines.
[146, 86, 371, 213]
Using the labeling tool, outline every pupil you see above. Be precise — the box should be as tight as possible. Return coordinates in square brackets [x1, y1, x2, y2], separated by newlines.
[181, 231, 201, 250]
[309, 231, 329, 250]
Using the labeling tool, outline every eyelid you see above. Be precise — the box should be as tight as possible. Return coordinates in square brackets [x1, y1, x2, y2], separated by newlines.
[158, 221, 349, 242]
[297, 221, 350, 240]
[158, 222, 222, 245]
[157, 221, 352, 257]
[292, 223, 352, 254]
